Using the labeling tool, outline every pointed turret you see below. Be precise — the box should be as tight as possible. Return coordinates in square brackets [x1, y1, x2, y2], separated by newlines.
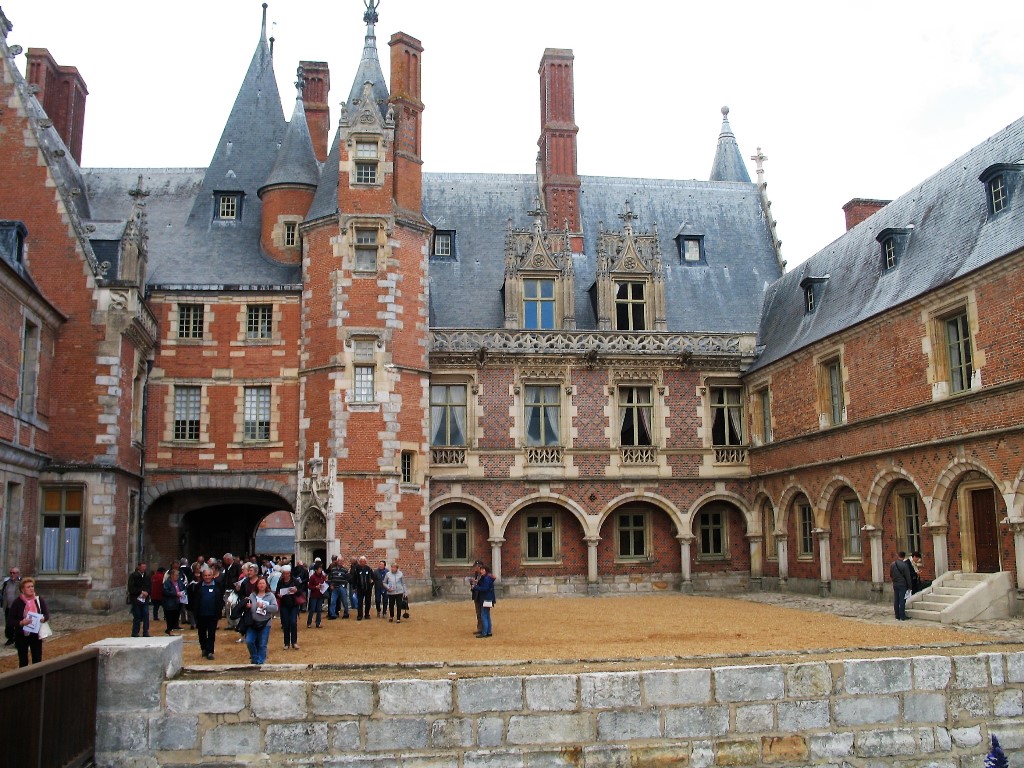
[258, 65, 321, 264]
[709, 106, 752, 183]
[346, 1, 390, 118]
[186, 3, 286, 229]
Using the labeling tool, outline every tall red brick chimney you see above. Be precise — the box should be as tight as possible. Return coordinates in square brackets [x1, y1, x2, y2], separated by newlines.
[842, 198, 890, 231]
[26, 48, 88, 165]
[388, 32, 424, 216]
[300, 60, 330, 162]
[538, 48, 581, 237]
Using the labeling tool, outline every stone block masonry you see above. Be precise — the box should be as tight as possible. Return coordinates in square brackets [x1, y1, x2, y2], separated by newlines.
[92, 637, 1024, 767]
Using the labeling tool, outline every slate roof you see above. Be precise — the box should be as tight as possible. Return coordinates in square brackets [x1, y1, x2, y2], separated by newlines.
[749, 115, 1024, 373]
[260, 76, 321, 192]
[426, 173, 782, 332]
[709, 107, 752, 184]
[182, 17, 286, 234]
[345, 17, 389, 119]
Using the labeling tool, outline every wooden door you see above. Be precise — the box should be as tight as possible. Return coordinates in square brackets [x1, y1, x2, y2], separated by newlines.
[971, 488, 1000, 573]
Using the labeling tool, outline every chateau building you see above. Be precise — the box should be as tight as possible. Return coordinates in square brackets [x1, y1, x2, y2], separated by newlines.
[1, 4, 1022, 611]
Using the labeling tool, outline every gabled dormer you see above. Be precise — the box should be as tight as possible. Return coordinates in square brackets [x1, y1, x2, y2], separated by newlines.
[503, 201, 575, 330]
[340, 80, 394, 192]
[594, 204, 665, 332]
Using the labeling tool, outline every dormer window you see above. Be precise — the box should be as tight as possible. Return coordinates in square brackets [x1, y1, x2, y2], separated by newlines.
[615, 281, 647, 331]
[882, 238, 896, 269]
[524, 278, 556, 329]
[679, 236, 704, 263]
[979, 163, 1022, 217]
[0, 221, 28, 265]
[877, 227, 912, 272]
[989, 174, 1007, 214]
[215, 192, 242, 221]
[799, 275, 829, 315]
[432, 231, 455, 259]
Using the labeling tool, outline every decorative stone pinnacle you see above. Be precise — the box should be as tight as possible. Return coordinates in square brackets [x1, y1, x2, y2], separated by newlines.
[295, 65, 305, 97]
[617, 201, 638, 227]
[363, 0, 380, 26]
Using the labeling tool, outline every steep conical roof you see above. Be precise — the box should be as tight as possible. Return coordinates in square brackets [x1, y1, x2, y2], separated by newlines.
[260, 67, 321, 193]
[346, 1, 389, 118]
[307, 127, 342, 221]
[187, 5, 286, 225]
[709, 106, 752, 183]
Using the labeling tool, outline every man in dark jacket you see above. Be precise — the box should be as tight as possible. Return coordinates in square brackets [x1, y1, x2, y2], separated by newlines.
[350, 556, 375, 620]
[890, 551, 914, 621]
[127, 562, 151, 637]
[326, 555, 350, 619]
[190, 567, 225, 660]
[221, 552, 241, 588]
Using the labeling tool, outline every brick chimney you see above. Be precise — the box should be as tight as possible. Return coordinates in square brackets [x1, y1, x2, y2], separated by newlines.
[300, 60, 330, 162]
[842, 198, 890, 231]
[538, 48, 581, 238]
[388, 32, 424, 216]
[26, 48, 88, 165]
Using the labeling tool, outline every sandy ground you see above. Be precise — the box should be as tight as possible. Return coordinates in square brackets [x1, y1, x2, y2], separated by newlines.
[2, 593, 1015, 678]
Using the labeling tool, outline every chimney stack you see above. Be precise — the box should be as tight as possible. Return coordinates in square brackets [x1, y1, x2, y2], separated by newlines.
[388, 32, 424, 216]
[538, 48, 581, 237]
[300, 60, 330, 162]
[842, 198, 890, 231]
[26, 48, 88, 165]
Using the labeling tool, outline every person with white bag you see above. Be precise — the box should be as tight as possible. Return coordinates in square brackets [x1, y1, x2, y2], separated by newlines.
[5, 577, 50, 667]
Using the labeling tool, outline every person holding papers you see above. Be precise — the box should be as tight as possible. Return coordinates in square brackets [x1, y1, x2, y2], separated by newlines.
[275, 565, 302, 650]
[306, 561, 328, 629]
[6, 577, 50, 667]
[244, 577, 278, 665]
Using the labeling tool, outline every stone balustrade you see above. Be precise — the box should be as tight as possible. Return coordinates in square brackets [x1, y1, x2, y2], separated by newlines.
[90, 636, 1024, 767]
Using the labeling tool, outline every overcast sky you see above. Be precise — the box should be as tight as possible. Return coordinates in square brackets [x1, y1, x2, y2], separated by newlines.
[5, 0, 1023, 267]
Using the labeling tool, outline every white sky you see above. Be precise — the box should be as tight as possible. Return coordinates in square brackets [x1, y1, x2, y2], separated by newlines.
[5, 0, 1023, 268]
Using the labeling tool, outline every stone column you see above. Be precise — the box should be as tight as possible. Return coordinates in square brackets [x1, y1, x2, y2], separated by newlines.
[926, 522, 949, 577]
[748, 535, 763, 591]
[1009, 522, 1024, 593]
[815, 529, 832, 596]
[678, 535, 694, 593]
[584, 537, 600, 594]
[775, 534, 789, 585]
[866, 526, 884, 596]
[488, 538, 505, 582]
[89, 636, 185, 764]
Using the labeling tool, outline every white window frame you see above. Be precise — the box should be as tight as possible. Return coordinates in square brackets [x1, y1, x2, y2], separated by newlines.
[243, 385, 271, 441]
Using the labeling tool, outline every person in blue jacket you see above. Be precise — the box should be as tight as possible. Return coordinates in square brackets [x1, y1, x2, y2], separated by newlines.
[474, 564, 496, 638]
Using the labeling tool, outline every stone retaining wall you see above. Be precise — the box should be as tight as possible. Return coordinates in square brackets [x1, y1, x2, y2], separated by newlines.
[90, 637, 1024, 767]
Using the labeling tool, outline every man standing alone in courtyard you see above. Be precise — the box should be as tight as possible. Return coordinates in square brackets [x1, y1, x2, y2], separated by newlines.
[890, 551, 913, 621]
[127, 561, 151, 637]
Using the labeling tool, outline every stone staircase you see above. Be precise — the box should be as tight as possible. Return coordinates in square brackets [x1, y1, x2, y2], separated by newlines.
[905, 570, 1015, 623]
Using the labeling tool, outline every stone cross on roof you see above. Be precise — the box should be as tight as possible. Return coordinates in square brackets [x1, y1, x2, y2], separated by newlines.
[751, 147, 768, 185]
[617, 201, 638, 231]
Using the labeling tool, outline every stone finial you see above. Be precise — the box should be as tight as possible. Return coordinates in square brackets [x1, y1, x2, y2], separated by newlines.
[295, 65, 305, 98]
[363, 0, 380, 26]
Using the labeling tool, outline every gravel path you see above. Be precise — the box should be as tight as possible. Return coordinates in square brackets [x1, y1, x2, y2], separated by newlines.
[3, 591, 1019, 676]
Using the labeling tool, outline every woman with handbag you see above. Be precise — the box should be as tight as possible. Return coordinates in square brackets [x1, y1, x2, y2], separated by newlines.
[244, 577, 278, 664]
[6, 577, 50, 666]
[275, 565, 302, 650]
[382, 562, 407, 623]
[162, 564, 188, 634]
